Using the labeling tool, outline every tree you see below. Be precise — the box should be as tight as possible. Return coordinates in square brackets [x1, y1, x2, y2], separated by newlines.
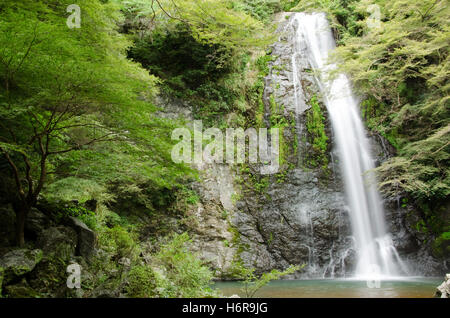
[120, 0, 275, 49]
[0, 0, 192, 246]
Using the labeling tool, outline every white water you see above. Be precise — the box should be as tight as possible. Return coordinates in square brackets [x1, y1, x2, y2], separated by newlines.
[290, 12, 408, 278]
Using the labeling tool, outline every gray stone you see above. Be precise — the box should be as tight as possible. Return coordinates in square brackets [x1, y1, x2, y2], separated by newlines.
[66, 217, 97, 261]
[226, 12, 445, 278]
[25, 207, 51, 237]
[0, 249, 43, 283]
[37, 226, 77, 260]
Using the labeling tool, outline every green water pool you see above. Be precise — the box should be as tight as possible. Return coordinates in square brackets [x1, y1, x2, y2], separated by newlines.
[214, 277, 442, 298]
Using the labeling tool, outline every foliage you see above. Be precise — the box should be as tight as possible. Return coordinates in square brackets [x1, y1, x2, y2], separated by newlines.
[122, 0, 276, 127]
[98, 225, 141, 261]
[58, 205, 98, 231]
[128, 23, 232, 91]
[305, 95, 330, 176]
[42, 177, 111, 204]
[0, 0, 194, 245]
[120, 0, 274, 49]
[329, 0, 449, 201]
[292, 0, 364, 44]
[126, 265, 157, 298]
[231, 0, 282, 23]
[153, 233, 217, 298]
[232, 263, 301, 297]
[432, 231, 450, 258]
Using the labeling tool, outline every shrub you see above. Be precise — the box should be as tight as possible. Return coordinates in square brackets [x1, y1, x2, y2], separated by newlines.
[98, 226, 140, 261]
[154, 233, 217, 298]
[126, 265, 157, 298]
[432, 232, 450, 258]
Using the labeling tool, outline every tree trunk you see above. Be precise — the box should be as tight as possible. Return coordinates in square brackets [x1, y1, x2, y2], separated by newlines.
[13, 203, 29, 247]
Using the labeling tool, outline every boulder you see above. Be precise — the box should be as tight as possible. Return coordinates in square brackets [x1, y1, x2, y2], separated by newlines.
[434, 274, 450, 298]
[0, 249, 43, 284]
[37, 226, 77, 260]
[25, 207, 52, 238]
[66, 217, 96, 261]
[4, 279, 39, 298]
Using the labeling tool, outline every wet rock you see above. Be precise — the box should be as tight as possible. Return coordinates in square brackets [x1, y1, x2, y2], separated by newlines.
[434, 274, 450, 298]
[228, 13, 356, 277]
[0, 249, 43, 284]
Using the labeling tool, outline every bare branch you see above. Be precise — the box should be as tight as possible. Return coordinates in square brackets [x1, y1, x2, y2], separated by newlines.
[154, 0, 187, 23]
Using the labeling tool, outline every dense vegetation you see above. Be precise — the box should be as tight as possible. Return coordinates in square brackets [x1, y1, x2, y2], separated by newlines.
[0, 0, 448, 298]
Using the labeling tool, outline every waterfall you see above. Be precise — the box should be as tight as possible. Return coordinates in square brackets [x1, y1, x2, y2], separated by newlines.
[289, 12, 408, 278]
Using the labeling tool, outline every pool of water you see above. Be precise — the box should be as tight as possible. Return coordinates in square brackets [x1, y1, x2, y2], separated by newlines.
[214, 277, 441, 298]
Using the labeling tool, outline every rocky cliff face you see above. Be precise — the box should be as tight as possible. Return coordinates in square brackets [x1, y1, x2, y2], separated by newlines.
[232, 12, 354, 278]
[230, 13, 446, 278]
[155, 13, 447, 278]
[154, 95, 239, 279]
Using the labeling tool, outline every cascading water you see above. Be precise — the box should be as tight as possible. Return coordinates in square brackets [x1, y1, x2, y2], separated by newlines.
[289, 12, 408, 278]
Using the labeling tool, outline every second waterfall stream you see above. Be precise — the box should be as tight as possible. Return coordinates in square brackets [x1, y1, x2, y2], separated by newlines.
[288, 12, 409, 279]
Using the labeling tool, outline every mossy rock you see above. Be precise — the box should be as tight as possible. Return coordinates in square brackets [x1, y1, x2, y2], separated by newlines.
[4, 280, 40, 298]
[0, 249, 43, 284]
[125, 265, 157, 298]
[37, 226, 77, 260]
[432, 232, 450, 258]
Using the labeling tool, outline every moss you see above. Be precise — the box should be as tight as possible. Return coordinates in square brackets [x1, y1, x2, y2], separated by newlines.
[55, 204, 98, 231]
[305, 95, 331, 178]
[5, 281, 40, 298]
[97, 226, 140, 262]
[432, 232, 450, 258]
[252, 53, 274, 128]
[126, 265, 157, 298]
[414, 219, 428, 234]
[28, 256, 69, 297]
